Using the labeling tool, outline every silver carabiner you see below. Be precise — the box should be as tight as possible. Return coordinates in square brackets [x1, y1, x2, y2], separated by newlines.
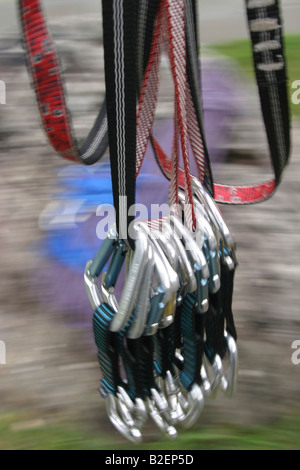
[84, 225, 119, 311]
[138, 221, 180, 302]
[141, 224, 181, 328]
[202, 353, 224, 398]
[109, 230, 149, 333]
[169, 213, 210, 313]
[136, 221, 180, 334]
[106, 388, 143, 443]
[146, 388, 178, 440]
[170, 213, 209, 276]
[84, 260, 103, 312]
[154, 229, 179, 272]
[127, 242, 155, 339]
[179, 383, 205, 429]
[161, 220, 197, 294]
[221, 332, 239, 398]
[192, 178, 237, 268]
[192, 198, 221, 294]
[158, 371, 187, 426]
[101, 272, 119, 313]
[116, 386, 148, 433]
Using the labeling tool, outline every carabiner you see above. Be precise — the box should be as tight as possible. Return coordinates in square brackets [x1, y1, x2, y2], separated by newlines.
[192, 178, 237, 268]
[106, 390, 143, 443]
[155, 229, 179, 272]
[179, 383, 205, 429]
[127, 243, 154, 339]
[139, 224, 180, 328]
[157, 371, 187, 425]
[116, 385, 147, 433]
[146, 389, 178, 440]
[193, 199, 221, 294]
[84, 260, 103, 312]
[170, 213, 210, 313]
[161, 220, 197, 294]
[109, 230, 149, 333]
[220, 331, 239, 398]
[88, 225, 118, 278]
[202, 353, 224, 398]
[134, 222, 179, 335]
[138, 221, 180, 303]
[84, 225, 119, 311]
[101, 271, 119, 313]
[101, 239, 127, 312]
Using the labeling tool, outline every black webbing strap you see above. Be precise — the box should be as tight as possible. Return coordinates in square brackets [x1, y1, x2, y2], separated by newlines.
[137, 0, 161, 88]
[245, 0, 291, 186]
[221, 263, 238, 343]
[185, 0, 214, 195]
[102, 0, 138, 245]
[150, 0, 291, 205]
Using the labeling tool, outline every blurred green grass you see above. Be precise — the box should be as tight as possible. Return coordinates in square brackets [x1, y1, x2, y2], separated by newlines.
[214, 34, 300, 119]
[1, 411, 300, 450]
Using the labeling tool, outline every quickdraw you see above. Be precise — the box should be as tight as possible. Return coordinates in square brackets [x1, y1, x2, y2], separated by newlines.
[18, 0, 291, 442]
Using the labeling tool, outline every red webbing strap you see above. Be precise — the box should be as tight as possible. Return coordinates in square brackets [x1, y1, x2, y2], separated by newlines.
[149, 0, 290, 205]
[136, 2, 163, 178]
[19, 0, 108, 165]
[137, 0, 208, 229]
[165, 0, 196, 228]
[152, 137, 277, 204]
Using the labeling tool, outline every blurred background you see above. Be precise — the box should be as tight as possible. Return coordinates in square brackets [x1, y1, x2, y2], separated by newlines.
[0, 0, 299, 450]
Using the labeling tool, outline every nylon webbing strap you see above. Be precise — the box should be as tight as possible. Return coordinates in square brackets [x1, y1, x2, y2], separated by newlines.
[245, 0, 290, 184]
[213, 0, 290, 203]
[135, 0, 205, 230]
[19, 0, 108, 165]
[185, 0, 214, 195]
[164, 0, 197, 229]
[102, 0, 138, 244]
[150, 0, 291, 205]
[137, 0, 161, 88]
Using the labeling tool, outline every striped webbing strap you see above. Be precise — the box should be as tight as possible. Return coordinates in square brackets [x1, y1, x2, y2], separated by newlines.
[102, 0, 138, 244]
[102, 0, 203, 239]
[136, 0, 207, 230]
[150, 0, 291, 204]
[19, 0, 108, 165]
